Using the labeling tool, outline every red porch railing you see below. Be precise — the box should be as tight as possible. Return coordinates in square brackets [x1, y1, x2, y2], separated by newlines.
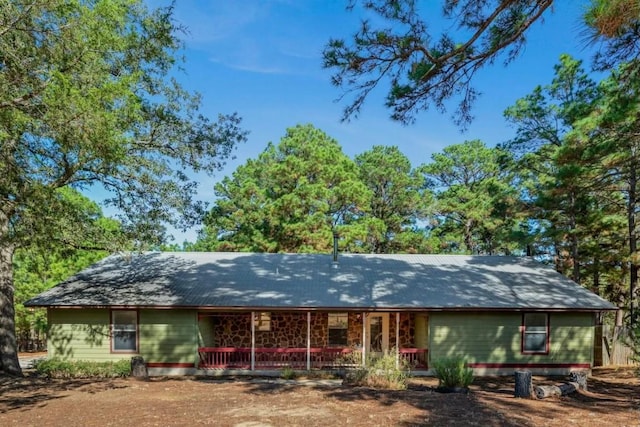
[399, 348, 428, 369]
[198, 347, 427, 370]
[198, 347, 360, 369]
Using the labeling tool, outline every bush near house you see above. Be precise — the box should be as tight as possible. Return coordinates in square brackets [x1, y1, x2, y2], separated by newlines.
[34, 359, 131, 379]
[280, 366, 297, 380]
[431, 357, 474, 390]
[342, 351, 410, 390]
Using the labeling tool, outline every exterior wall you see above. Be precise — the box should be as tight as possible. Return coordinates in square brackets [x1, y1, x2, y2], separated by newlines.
[47, 308, 124, 361]
[139, 309, 197, 365]
[429, 311, 595, 373]
[47, 308, 199, 365]
[198, 315, 216, 347]
[390, 313, 417, 348]
[200, 312, 366, 348]
[346, 312, 362, 347]
[49, 308, 596, 375]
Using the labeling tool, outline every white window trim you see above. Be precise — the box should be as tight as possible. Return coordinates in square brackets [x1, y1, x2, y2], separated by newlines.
[111, 309, 138, 353]
[522, 312, 549, 354]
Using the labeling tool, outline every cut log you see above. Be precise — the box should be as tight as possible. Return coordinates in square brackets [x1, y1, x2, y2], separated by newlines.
[534, 382, 578, 399]
[131, 356, 148, 380]
[514, 370, 533, 398]
[569, 371, 588, 391]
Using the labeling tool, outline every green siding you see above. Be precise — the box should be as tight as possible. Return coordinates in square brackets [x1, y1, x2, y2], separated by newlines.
[48, 308, 199, 364]
[429, 312, 594, 365]
[414, 314, 428, 349]
[139, 309, 197, 364]
[48, 308, 125, 361]
[197, 316, 215, 347]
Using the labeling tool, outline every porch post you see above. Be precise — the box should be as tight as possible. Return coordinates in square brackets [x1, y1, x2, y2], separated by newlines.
[395, 312, 400, 369]
[251, 311, 255, 371]
[306, 311, 311, 371]
[362, 312, 366, 367]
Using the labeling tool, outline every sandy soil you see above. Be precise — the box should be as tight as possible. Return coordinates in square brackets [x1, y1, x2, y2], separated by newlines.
[1, 366, 638, 426]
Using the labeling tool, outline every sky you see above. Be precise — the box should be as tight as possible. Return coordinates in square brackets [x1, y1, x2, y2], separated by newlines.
[130, 0, 599, 244]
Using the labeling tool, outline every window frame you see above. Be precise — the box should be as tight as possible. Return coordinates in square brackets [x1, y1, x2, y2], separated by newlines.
[327, 312, 348, 347]
[110, 309, 139, 353]
[521, 312, 550, 355]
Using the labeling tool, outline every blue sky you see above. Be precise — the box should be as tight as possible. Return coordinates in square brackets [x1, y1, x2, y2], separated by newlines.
[134, 1, 597, 243]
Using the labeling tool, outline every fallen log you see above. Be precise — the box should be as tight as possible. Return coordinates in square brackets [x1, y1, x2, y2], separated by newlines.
[534, 382, 579, 399]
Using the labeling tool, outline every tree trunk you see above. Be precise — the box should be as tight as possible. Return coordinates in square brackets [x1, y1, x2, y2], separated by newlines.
[464, 218, 474, 253]
[569, 191, 580, 284]
[593, 255, 600, 296]
[628, 155, 637, 328]
[131, 356, 148, 380]
[0, 208, 22, 376]
[514, 370, 532, 398]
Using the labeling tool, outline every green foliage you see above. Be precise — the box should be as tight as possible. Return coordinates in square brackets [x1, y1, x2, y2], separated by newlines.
[12, 189, 112, 350]
[423, 140, 519, 254]
[198, 124, 370, 253]
[354, 145, 431, 253]
[34, 358, 131, 379]
[323, 1, 554, 127]
[194, 129, 442, 254]
[280, 366, 297, 380]
[503, 53, 638, 314]
[431, 357, 474, 389]
[343, 351, 409, 390]
[0, 0, 246, 374]
[323, 1, 636, 127]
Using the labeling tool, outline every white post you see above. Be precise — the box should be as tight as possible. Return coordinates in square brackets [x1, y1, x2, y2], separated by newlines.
[395, 312, 400, 369]
[362, 312, 367, 367]
[251, 311, 255, 371]
[306, 311, 311, 371]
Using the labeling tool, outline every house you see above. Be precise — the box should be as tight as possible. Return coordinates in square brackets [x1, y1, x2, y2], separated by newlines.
[25, 251, 617, 376]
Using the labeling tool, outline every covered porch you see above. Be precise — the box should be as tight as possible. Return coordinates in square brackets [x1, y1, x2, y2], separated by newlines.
[197, 311, 429, 371]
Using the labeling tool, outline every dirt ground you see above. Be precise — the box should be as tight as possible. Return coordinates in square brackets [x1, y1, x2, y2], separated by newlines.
[1, 365, 639, 427]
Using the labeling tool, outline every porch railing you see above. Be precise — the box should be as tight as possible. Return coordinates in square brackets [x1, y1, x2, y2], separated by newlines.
[399, 348, 428, 369]
[198, 347, 427, 370]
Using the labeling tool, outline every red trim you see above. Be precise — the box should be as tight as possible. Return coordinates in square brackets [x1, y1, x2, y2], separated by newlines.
[147, 362, 195, 368]
[467, 363, 591, 369]
[197, 347, 354, 354]
[397, 348, 425, 354]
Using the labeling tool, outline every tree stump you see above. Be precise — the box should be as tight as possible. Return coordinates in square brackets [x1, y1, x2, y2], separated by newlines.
[569, 371, 588, 391]
[534, 382, 578, 399]
[131, 356, 148, 380]
[514, 370, 533, 398]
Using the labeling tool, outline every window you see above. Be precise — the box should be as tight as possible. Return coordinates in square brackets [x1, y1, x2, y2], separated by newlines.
[111, 310, 138, 352]
[328, 313, 348, 346]
[254, 312, 271, 331]
[522, 313, 549, 354]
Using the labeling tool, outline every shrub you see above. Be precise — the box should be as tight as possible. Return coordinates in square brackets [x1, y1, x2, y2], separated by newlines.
[431, 357, 474, 389]
[280, 366, 297, 380]
[343, 350, 409, 390]
[34, 358, 131, 379]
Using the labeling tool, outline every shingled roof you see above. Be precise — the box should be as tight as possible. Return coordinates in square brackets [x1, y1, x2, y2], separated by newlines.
[25, 252, 616, 311]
